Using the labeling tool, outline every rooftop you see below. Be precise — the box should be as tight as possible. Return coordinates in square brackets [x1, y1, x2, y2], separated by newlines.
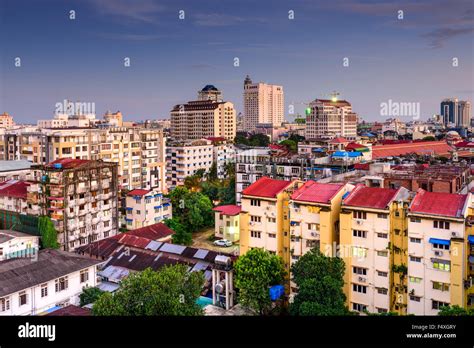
[0, 180, 30, 199]
[46, 158, 91, 169]
[343, 184, 399, 210]
[127, 222, 175, 241]
[242, 177, 293, 198]
[213, 205, 241, 216]
[372, 141, 453, 159]
[46, 305, 90, 316]
[0, 249, 102, 297]
[127, 189, 151, 197]
[0, 230, 37, 244]
[0, 160, 32, 173]
[291, 181, 344, 204]
[409, 189, 468, 218]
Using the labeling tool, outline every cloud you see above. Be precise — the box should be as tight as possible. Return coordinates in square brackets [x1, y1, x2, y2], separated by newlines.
[88, 0, 165, 24]
[422, 27, 474, 48]
[193, 13, 267, 27]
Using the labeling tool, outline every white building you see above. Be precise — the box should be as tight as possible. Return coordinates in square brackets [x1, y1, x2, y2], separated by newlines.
[305, 99, 358, 140]
[125, 189, 172, 230]
[0, 230, 39, 261]
[0, 249, 102, 316]
[243, 75, 284, 131]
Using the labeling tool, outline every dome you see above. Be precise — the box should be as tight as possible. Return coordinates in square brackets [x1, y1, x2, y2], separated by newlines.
[201, 84, 218, 91]
[447, 130, 460, 136]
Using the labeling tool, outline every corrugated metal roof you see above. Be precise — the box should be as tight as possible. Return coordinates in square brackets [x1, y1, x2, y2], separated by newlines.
[159, 243, 186, 255]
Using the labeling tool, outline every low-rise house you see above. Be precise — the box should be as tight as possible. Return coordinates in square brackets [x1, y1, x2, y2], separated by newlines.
[213, 205, 241, 242]
[0, 249, 102, 315]
[0, 230, 39, 261]
[125, 189, 172, 230]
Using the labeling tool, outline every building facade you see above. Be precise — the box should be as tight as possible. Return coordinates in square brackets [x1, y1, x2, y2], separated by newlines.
[125, 188, 172, 230]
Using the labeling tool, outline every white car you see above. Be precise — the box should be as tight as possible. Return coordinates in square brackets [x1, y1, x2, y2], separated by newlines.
[213, 239, 233, 247]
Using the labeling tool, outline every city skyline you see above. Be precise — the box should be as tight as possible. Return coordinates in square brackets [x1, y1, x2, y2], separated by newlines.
[1, 0, 473, 123]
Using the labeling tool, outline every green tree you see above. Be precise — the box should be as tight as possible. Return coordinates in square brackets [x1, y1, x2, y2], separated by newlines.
[92, 266, 204, 316]
[279, 139, 297, 152]
[290, 248, 349, 316]
[422, 136, 436, 141]
[438, 305, 474, 316]
[169, 187, 214, 233]
[184, 175, 201, 192]
[165, 218, 192, 245]
[248, 133, 270, 147]
[38, 216, 59, 249]
[234, 248, 286, 315]
[80, 287, 104, 307]
[206, 162, 218, 182]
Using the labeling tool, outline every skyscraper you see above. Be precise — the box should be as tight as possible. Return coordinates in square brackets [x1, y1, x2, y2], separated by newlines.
[441, 98, 471, 128]
[243, 75, 284, 131]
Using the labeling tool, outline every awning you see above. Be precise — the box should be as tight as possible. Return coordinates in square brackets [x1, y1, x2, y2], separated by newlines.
[468, 235, 474, 244]
[125, 207, 133, 211]
[154, 205, 162, 209]
[428, 238, 450, 246]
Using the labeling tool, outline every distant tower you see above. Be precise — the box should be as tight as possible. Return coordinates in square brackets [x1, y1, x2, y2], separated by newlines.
[198, 85, 222, 102]
[244, 75, 252, 86]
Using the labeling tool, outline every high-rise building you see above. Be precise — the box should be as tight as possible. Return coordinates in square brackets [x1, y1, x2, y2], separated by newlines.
[170, 100, 236, 141]
[243, 75, 284, 131]
[198, 85, 222, 102]
[441, 98, 472, 128]
[0, 113, 15, 128]
[305, 99, 358, 140]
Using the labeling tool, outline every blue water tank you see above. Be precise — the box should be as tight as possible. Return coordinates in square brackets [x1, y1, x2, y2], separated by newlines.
[53, 163, 62, 169]
[269, 285, 285, 301]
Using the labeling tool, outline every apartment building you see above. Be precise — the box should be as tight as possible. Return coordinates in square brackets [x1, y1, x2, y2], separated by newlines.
[0, 113, 15, 128]
[239, 177, 301, 274]
[289, 181, 352, 266]
[243, 75, 284, 131]
[166, 139, 214, 189]
[125, 188, 172, 230]
[0, 126, 166, 191]
[0, 249, 102, 315]
[170, 100, 236, 141]
[36, 158, 119, 252]
[305, 99, 358, 140]
[339, 185, 410, 314]
[0, 230, 39, 261]
[407, 189, 471, 315]
[208, 138, 236, 179]
[0, 180, 30, 214]
[213, 205, 241, 242]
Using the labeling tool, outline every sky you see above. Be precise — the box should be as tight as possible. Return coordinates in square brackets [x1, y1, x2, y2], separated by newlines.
[0, 0, 473, 123]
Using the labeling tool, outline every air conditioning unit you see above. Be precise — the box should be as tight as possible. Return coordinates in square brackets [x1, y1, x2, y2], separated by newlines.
[356, 220, 363, 225]
[434, 251, 443, 256]
[249, 221, 255, 226]
[358, 276, 367, 283]
[451, 232, 458, 237]
[310, 232, 317, 237]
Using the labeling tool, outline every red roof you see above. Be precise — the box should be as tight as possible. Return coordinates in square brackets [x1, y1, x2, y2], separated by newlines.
[0, 180, 30, 199]
[455, 140, 474, 148]
[47, 305, 90, 316]
[330, 137, 349, 144]
[213, 205, 241, 216]
[127, 189, 151, 197]
[242, 177, 293, 198]
[127, 222, 174, 240]
[47, 158, 90, 169]
[354, 163, 370, 170]
[372, 141, 452, 159]
[291, 181, 344, 204]
[118, 233, 154, 249]
[343, 184, 399, 210]
[345, 142, 367, 151]
[410, 189, 467, 218]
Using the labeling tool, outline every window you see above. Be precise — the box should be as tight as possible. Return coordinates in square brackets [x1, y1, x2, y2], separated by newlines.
[410, 295, 421, 302]
[377, 213, 388, 219]
[410, 237, 421, 244]
[268, 233, 276, 238]
[409, 276, 422, 283]
[377, 308, 388, 313]
[41, 284, 48, 298]
[433, 260, 450, 272]
[19, 291, 27, 306]
[377, 288, 388, 295]
[432, 282, 449, 291]
[377, 271, 388, 277]
[307, 223, 319, 231]
[250, 215, 261, 223]
[267, 217, 276, 223]
[353, 230, 367, 238]
[433, 220, 450, 230]
[0, 297, 10, 312]
[353, 267, 367, 275]
[353, 284, 367, 293]
[352, 247, 368, 258]
[55, 276, 68, 292]
[432, 300, 449, 310]
[377, 250, 388, 257]
[250, 231, 261, 238]
[250, 199, 260, 207]
[353, 211, 367, 220]
[410, 217, 421, 223]
[410, 256, 422, 263]
[80, 269, 89, 283]
[352, 303, 367, 312]
[306, 240, 319, 248]
[432, 243, 450, 250]
[377, 233, 388, 239]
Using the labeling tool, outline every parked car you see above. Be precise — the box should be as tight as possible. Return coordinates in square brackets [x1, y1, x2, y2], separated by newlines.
[213, 239, 233, 247]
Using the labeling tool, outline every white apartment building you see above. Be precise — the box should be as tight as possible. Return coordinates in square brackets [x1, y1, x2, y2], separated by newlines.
[243, 75, 284, 131]
[0, 180, 30, 214]
[125, 189, 172, 230]
[0, 249, 102, 315]
[170, 100, 236, 141]
[0, 113, 15, 128]
[0, 230, 39, 261]
[0, 160, 35, 182]
[305, 99, 358, 140]
[407, 190, 470, 315]
[211, 140, 236, 179]
[166, 139, 214, 189]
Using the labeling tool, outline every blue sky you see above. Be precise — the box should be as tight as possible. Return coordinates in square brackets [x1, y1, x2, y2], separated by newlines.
[1, 0, 473, 123]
